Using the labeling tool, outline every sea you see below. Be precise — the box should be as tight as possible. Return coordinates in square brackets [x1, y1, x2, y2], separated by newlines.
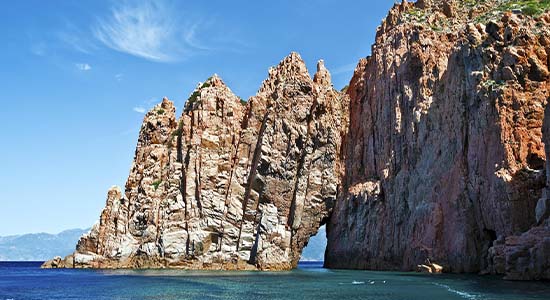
[1, 261, 549, 300]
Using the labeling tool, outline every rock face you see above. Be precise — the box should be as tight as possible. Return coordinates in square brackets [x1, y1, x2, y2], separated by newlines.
[485, 103, 550, 280]
[44, 0, 550, 281]
[326, 0, 550, 280]
[43, 53, 347, 270]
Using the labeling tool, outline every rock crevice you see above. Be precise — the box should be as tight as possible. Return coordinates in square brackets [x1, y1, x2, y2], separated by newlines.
[44, 54, 347, 271]
[44, 1, 550, 280]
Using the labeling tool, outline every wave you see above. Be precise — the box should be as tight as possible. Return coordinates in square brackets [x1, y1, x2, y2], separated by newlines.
[434, 283, 478, 299]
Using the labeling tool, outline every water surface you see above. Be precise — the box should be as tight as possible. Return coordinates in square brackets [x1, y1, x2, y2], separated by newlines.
[1, 261, 549, 299]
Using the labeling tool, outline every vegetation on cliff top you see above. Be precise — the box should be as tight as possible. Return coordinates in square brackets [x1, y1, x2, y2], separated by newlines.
[461, 0, 550, 16]
[499, 0, 550, 16]
[185, 77, 215, 111]
[400, 0, 550, 33]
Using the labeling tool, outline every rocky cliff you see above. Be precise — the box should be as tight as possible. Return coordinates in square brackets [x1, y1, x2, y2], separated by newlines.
[43, 53, 347, 270]
[44, 0, 550, 281]
[325, 0, 550, 280]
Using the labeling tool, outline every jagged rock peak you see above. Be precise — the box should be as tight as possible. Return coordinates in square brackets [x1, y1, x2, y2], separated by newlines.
[345, 58, 368, 101]
[138, 98, 177, 146]
[313, 59, 332, 88]
[161, 97, 171, 106]
[278, 51, 307, 70]
[106, 185, 122, 200]
[202, 73, 227, 88]
[42, 51, 347, 271]
[257, 52, 311, 97]
[184, 74, 241, 113]
[274, 51, 309, 78]
[148, 97, 175, 115]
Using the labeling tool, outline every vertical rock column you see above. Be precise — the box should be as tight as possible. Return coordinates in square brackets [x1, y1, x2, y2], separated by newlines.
[44, 53, 346, 270]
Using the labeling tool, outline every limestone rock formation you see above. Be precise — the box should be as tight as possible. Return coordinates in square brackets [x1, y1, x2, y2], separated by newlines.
[43, 53, 347, 270]
[326, 0, 550, 280]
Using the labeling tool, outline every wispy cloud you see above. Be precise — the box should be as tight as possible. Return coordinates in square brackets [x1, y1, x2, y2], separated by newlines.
[52, 1, 247, 62]
[30, 42, 47, 56]
[115, 73, 123, 81]
[331, 63, 358, 75]
[92, 1, 204, 62]
[58, 32, 97, 55]
[57, 21, 99, 55]
[182, 22, 211, 51]
[27, 32, 48, 56]
[145, 97, 159, 105]
[75, 63, 92, 71]
[132, 97, 161, 114]
[133, 107, 146, 114]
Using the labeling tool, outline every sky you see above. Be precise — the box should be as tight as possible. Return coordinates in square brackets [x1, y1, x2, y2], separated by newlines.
[0, 0, 397, 236]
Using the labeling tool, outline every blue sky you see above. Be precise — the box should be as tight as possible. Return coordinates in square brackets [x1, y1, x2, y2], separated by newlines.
[0, 0, 396, 236]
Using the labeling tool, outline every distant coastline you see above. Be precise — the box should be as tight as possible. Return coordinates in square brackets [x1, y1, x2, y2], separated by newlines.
[0, 227, 327, 263]
[0, 229, 88, 261]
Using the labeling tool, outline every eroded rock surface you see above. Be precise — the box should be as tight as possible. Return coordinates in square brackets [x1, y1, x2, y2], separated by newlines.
[326, 0, 550, 280]
[485, 103, 550, 280]
[43, 0, 550, 280]
[43, 53, 347, 270]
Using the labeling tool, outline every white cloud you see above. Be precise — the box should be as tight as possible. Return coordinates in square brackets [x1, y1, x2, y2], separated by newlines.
[75, 63, 92, 71]
[331, 63, 358, 75]
[30, 42, 46, 56]
[182, 22, 211, 51]
[115, 73, 123, 81]
[133, 107, 146, 114]
[133, 97, 161, 114]
[92, 1, 202, 62]
[57, 21, 100, 55]
[145, 97, 159, 105]
[53, 0, 247, 62]
[58, 31, 97, 55]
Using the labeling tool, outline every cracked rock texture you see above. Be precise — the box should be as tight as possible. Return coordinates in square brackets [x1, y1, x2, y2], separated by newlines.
[44, 53, 347, 270]
[44, 0, 550, 281]
[485, 103, 550, 280]
[326, 0, 550, 280]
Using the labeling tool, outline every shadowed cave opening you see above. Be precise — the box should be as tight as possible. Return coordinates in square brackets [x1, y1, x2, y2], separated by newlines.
[300, 225, 327, 262]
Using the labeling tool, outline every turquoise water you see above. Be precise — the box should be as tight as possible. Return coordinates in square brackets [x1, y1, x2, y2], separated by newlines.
[1, 262, 549, 299]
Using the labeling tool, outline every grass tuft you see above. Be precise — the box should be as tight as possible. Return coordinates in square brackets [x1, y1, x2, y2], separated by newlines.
[152, 180, 162, 191]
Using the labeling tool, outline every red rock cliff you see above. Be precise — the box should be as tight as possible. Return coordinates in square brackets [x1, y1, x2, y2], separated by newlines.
[326, 0, 550, 280]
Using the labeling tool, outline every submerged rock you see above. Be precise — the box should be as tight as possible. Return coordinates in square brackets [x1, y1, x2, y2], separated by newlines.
[41, 256, 62, 268]
[416, 259, 443, 274]
[416, 263, 443, 274]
